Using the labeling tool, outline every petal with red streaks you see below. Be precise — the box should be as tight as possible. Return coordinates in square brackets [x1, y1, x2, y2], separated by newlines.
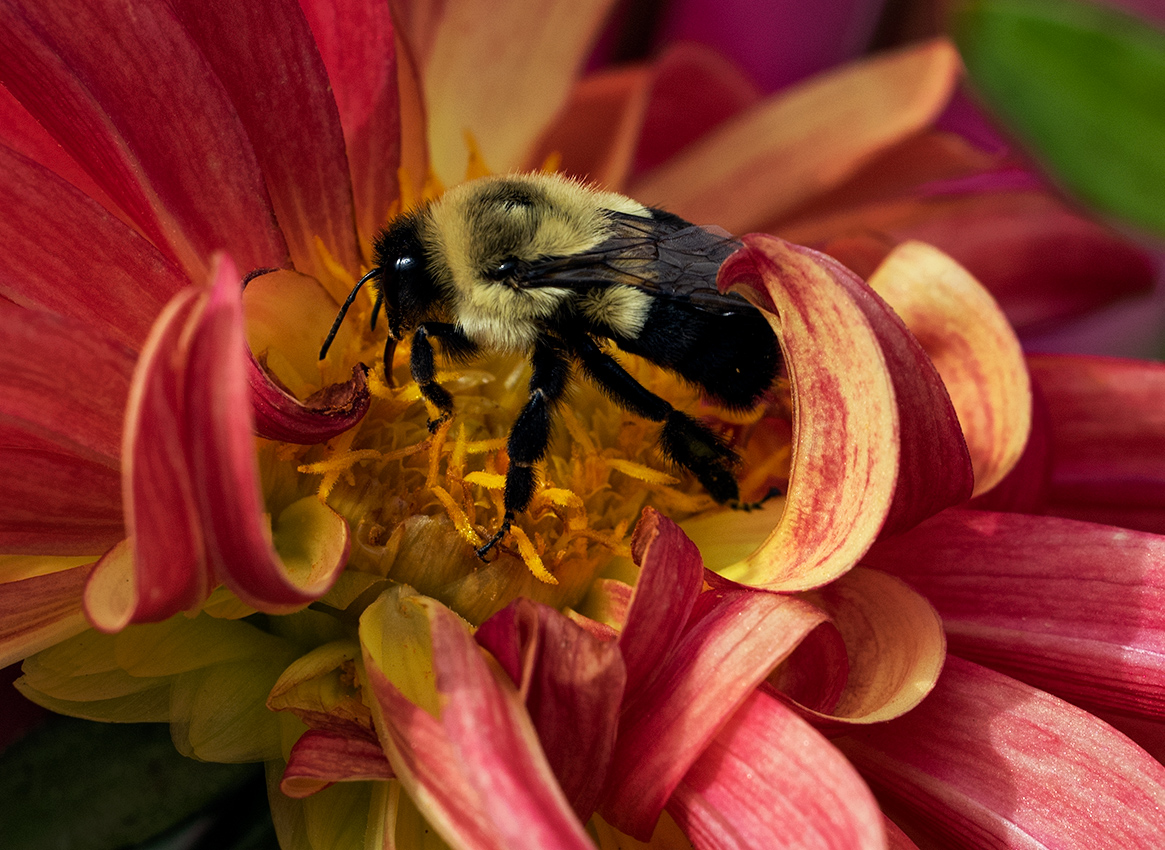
[281, 729, 393, 798]
[0, 563, 93, 667]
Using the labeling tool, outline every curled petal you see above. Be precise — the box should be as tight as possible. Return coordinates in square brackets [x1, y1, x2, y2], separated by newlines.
[668, 689, 885, 850]
[417, 0, 618, 183]
[603, 573, 827, 837]
[476, 598, 626, 819]
[360, 586, 593, 850]
[169, 0, 361, 284]
[0, 144, 186, 349]
[716, 235, 898, 590]
[0, 563, 93, 667]
[631, 39, 960, 233]
[865, 509, 1165, 719]
[839, 657, 1165, 849]
[868, 241, 1031, 496]
[0, 0, 289, 280]
[281, 729, 393, 799]
[249, 358, 371, 444]
[792, 568, 945, 726]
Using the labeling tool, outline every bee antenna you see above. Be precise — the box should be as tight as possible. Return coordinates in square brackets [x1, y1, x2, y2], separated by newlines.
[319, 268, 380, 360]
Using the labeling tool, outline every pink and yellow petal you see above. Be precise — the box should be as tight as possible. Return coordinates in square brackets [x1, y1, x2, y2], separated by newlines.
[839, 657, 1165, 849]
[668, 689, 886, 850]
[0, 0, 289, 280]
[865, 509, 1165, 720]
[867, 241, 1030, 496]
[360, 585, 593, 850]
[0, 564, 94, 667]
[282, 729, 393, 798]
[630, 39, 961, 234]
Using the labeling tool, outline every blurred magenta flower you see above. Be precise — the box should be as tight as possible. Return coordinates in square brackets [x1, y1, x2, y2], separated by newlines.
[1, 1, 1163, 848]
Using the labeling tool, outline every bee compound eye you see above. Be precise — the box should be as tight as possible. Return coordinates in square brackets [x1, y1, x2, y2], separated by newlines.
[487, 257, 519, 280]
[394, 254, 416, 273]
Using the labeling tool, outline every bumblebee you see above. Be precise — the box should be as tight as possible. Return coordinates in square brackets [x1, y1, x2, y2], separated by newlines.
[321, 173, 781, 559]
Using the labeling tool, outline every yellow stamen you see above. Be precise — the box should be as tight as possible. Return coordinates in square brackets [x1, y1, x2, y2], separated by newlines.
[431, 485, 483, 547]
[463, 471, 506, 490]
[510, 525, 557, 585]
[605, 458, 681, 487]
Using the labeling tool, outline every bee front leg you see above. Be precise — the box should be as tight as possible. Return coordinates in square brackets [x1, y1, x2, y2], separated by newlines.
[410, 323, 475, 432]
[477, 337, 571, 561]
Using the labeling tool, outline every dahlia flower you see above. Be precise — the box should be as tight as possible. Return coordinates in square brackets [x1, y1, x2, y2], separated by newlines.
[2, 1, 1163, 848]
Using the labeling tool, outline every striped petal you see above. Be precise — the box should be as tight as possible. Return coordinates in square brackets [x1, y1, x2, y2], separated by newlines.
[169, 0, 361, 285]
[281, 729, 393, 798]
[668, 689, 885, 850]
[0, 0, 289, 280]
[839, 657, 1165, 849]
[867, 241, 1030, 496]
[0, 564, 93, 667]
[360, 586, 593, 850]
[630, 39, 960, 233]
[865, 509, 1165, 720]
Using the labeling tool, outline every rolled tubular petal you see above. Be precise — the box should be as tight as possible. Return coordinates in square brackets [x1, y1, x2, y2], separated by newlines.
[1029, 355, 1165, 532]
[716, 235, 898, 590]
[186, 257, 347, 610]
[169, 0, 361, 284]
[476, 598, 626, 820]
[299, 0, 402, 247]
[0, 143, 186, 349]
[864, 509, 1165, 719]
[630, 39, 961, 233]
[360, 587, 594, 850]
[602, 575, 827, 838]
[281, 729, 393, 798]
[416, 0, 618, 183]
[249, 358, 372, 445]
[0, 0, 289, 279]
[839, 657, 1165, 849]
[868, 241, 1030, 497]
[668, 689, 885, 850]
[792, 568, 945, 726]
[0, 563, 93, 667]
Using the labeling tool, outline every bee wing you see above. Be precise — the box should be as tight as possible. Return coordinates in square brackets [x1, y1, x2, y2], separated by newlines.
[517, 212, 751, 315]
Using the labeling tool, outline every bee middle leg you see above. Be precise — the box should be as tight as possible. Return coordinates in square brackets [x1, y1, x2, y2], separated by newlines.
[570, 335, 741, 504]
[410, 322, 476, 432]
[477, 337, 571, 561]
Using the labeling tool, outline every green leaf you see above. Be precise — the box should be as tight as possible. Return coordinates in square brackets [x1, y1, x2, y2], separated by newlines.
[0, 714, 263, 850]
[952, 0, 1165, 236]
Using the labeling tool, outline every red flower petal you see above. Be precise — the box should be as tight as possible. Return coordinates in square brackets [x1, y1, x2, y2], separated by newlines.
[1030, 355, 1165, 534]
[0, 0, 289, 279]
[839, 657, 1165, 849]
[868, 241, 1029, 497]
[299, 0, 402, 249]
[865, 509, 1165, 720]
[0, 563, 93, 667]
[476, 598, 626, 820]
[0, 144, 188, 349]
[603, 574, 827, 838]
[249, 358, 371, 445]
[361, 587, 593, 850]
[281, 729, 393, 799]
[668, 689, 885, 850]
[169, 0, 361, 284]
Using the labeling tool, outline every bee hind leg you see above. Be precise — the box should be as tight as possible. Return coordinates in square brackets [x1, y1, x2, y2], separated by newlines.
[477, 337, 571, 562]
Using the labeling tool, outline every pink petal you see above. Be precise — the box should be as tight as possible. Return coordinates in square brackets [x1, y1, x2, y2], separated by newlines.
[476, 598, 626, 820]
[668, 689, 885, 850]
[0, 143, 187, 349]
[603, 574, 827, 838]
[361, 588, 593, 850]
[249, 358, 371, 445]
[839, 657, 1165, 849]
[0, 445, 122, 555]
[617, 508, 705, 703]
[0, 300, 134, 465]
[281, 729, 393, 798]
[0, 0, 289, 280]
[413, 0, 618, 183]
[656, 0, 887, 94]
[630, 39, 960, 234]
[864, 509, 1165, 720]
[0, 563, 93, 667]
[867, 242, 1029, 498]
[169, 0, 361, 283]
[185, 256, 347, 610]
[299, 0, 402, 248]
[1030, 355, 1165, 532]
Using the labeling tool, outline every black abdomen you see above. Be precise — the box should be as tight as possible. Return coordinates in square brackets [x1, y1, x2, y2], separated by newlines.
[615, 299, 780, 410]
